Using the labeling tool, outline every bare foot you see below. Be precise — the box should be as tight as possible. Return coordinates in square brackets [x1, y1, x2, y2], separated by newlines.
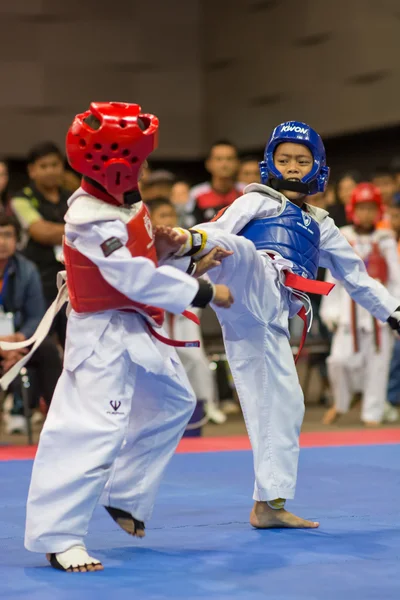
[322, 406, 339, 425]
[250, 501, 319, 529]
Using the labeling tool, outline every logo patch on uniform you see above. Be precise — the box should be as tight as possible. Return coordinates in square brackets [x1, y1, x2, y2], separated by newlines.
[301, 211, 312, 227]
[107, 400, 124, 416]
[144, 213, 153, 239]
[100, 237, 123, 257]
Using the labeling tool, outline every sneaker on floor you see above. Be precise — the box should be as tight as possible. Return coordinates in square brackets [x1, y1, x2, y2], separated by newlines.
[206, 405, 227, 425]
[382, 402, 399, 423]
[31, 410, 45, 426]
[6, 415, 27, 435]
[220, 400, 241, 416]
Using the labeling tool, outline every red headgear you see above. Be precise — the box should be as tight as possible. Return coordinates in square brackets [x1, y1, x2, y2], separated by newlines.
[66, 102, 158, 201]
[346, 182, 383, 225]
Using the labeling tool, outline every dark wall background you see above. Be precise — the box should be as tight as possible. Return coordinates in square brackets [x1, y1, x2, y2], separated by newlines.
[1, 0, 400, 185]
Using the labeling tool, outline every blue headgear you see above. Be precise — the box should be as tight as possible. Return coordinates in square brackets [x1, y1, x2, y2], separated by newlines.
[259, 121, 330, 195]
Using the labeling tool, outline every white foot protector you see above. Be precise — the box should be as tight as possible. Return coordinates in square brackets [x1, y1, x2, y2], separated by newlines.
[47, 544, 102, 572]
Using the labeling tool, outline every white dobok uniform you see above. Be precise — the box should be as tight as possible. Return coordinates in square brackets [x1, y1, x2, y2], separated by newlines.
[24, 189, 200, 554]
[320, 226, 400, 422]
[173, 183, 399, 502]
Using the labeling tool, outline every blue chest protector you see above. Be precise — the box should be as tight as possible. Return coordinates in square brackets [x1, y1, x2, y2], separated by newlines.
[238, 201, 320, 279]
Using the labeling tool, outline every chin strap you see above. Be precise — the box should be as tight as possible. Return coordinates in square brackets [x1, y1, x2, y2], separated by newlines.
[268, 177, 311, 195]
[123, 189, 142, 206]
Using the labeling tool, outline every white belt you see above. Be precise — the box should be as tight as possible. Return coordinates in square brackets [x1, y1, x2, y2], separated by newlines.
[0, 271, 69, 390]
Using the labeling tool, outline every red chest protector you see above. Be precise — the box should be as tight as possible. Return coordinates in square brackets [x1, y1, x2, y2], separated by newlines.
[63, 202, 164, 326]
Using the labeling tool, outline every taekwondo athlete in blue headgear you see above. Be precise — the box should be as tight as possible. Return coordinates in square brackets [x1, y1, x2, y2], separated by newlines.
[168, 119, 400, 531]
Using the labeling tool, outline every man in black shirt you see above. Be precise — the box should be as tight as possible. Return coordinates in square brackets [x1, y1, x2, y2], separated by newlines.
[11, 142, 72, 346]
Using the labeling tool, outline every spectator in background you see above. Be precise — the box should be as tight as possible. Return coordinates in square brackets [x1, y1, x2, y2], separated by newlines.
[145, 196, 177, 228]
[0, 159, 12, 215]
[238, 156, 261, 186]
[140, 169, 175, 201]
[322, 182, 336, 208]
[139, 160, 151, 188]
[389, 194, 400, 253]
[321, 183, 400, 426]
[146, 196, 227, 425]
[190, 140, 243, 223]
[372, 167, 397, 207]
[306, 187, 333, 211]
[372, 167, 397, 230]
[170, 179, 194, 227]
[62, 169, 81, 193]
[11, 142, 71, 347]
[328, 170, 361, 227]
[0, 215, 62, 434]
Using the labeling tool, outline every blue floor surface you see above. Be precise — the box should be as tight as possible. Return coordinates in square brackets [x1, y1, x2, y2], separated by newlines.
[1, 445, 400, 600]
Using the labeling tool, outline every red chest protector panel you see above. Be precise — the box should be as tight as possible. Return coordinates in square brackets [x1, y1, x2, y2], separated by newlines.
[63, 202, 164, 326]
[365, 241, 388, 284]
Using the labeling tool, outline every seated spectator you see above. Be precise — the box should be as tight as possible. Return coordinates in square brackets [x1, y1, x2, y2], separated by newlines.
[190, 140, 244, 223]
[146, 197, 227, 425]
[0, 159, 12, 215]
[0, 215, 62, 434]
[11, 142, 71, 346]
[238, 156, 261, 186]
[328, 170, 361, 227]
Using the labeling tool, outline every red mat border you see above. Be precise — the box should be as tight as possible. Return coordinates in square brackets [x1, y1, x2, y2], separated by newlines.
[1, 428, 400, 461]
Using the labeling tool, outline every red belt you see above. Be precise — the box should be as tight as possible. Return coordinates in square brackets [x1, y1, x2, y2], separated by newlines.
[284, 272, 334, 363]
[146, 310, 200, 348]
[266, 254, 334, 363]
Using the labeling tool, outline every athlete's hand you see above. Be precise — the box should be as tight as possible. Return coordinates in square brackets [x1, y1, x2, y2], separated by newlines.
[212, 284, 234, 308]
[195, 246, 233, 278]
[153, 226, 188, 260]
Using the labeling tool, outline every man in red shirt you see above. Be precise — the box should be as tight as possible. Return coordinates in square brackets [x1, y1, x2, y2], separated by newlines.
[189, 140, 244, 224]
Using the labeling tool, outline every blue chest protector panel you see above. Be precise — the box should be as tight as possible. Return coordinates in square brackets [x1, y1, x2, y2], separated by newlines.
[238, 201, 320, 279]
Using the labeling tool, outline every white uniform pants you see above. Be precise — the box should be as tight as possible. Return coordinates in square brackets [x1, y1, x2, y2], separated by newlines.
[205, 233, 304, 501]
[25, 312, 196, 554]
[327, 325, 394, 422]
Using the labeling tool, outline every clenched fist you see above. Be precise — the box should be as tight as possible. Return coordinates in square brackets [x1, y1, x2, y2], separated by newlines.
[212, 284, 234, 308]
[153, 226, 188, 261]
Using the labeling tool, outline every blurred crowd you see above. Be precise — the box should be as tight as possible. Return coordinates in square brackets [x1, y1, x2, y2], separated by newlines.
[1, 137, 400, 437]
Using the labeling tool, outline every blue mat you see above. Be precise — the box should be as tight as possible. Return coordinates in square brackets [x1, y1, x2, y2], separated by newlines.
[1, 445, 400, 600]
